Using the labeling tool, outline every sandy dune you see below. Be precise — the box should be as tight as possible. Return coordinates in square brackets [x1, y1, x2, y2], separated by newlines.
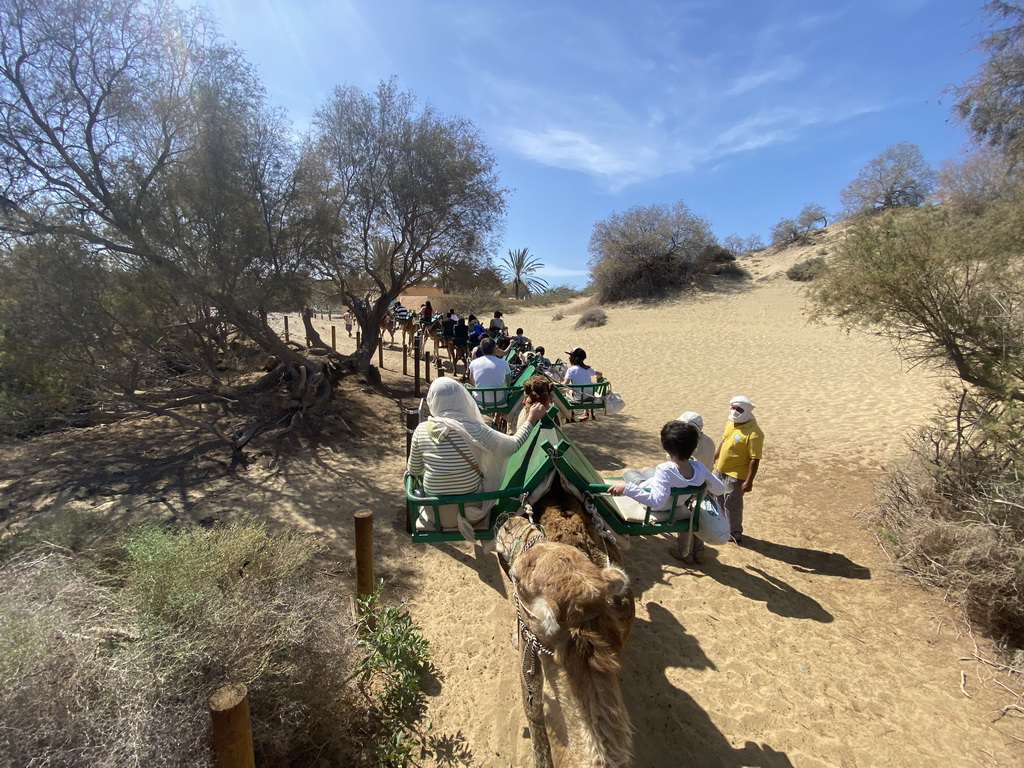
[333, 274, 1022, 767]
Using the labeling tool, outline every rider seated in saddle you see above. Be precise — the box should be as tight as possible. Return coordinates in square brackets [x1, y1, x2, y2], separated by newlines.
[508, 328, 532, 349]
[407, 377, 545, 502]
[488, 310, 507, 336]
[608, 420, 725, 512]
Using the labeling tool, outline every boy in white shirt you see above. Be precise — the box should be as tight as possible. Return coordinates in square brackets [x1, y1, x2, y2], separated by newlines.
[609, 420, 725, 565]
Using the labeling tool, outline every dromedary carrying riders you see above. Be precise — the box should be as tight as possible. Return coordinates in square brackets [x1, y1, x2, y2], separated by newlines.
[714, 395, 764, 544]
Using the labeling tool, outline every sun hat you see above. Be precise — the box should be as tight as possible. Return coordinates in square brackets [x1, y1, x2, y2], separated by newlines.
[676, 411, 704, 431]
[565, 347, 587, 361]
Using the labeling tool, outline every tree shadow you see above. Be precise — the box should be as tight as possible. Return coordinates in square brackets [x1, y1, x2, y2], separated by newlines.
[623, 602, 795, 768]
[741, 536, 871, 579]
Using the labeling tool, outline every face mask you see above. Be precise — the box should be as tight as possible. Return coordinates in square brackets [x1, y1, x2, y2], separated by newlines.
[730, 407, 752, 423]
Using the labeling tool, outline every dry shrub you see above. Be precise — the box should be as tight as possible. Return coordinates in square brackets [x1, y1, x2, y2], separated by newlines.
[0, 524, 382, 768]
[869, 431, 1024, 654]
[786, 256, 826, 282]
[574, 308, 607, 329]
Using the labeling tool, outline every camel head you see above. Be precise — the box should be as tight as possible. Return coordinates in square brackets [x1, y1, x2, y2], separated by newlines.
[511, 538, 630, 647]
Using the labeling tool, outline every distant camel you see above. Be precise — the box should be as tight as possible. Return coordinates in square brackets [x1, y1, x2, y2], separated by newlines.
[495, 480, 635, 767]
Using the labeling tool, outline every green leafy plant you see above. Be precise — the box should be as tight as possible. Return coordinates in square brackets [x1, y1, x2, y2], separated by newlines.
[357, 584, 433, 766]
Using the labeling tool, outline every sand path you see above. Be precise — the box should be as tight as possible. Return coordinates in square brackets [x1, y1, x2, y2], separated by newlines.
[348, 278, 1022, 767]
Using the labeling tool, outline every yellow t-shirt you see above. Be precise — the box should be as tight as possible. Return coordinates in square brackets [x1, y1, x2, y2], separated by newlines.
[715, 418, 764, 480]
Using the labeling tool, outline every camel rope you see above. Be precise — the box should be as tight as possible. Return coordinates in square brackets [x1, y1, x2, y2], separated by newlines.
[514, 589, 555, 706]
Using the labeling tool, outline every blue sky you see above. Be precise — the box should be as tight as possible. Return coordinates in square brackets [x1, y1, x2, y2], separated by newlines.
[195, 0, 988, 288]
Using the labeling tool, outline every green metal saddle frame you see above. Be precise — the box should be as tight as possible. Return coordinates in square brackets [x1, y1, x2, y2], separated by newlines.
[406, 406, 704, 542]
[552, 378, 610, 415]
[464, 364, 536, 417]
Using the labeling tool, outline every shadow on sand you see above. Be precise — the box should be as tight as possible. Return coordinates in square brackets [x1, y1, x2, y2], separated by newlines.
[740, 536, 871, 579]
[623, 601, 795, 768]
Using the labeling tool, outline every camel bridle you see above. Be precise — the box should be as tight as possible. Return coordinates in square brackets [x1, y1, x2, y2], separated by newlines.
[499, 518, 556, 707]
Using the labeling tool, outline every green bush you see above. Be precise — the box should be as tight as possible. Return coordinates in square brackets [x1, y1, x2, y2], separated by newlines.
[786, 256, 827, 282]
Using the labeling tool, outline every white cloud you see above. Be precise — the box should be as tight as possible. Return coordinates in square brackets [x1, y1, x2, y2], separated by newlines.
[726, 57, 805, 96]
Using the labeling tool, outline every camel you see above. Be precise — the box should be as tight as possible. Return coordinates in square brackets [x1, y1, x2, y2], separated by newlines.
[495, 478, 636, 768]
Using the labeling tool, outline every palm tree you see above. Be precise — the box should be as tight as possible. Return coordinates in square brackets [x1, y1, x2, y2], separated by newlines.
[499, 248, 549, 299]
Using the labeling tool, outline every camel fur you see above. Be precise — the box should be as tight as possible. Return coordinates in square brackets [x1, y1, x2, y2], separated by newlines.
[496, 480, 636, 768]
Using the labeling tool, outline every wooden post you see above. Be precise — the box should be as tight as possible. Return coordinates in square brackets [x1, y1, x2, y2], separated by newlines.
[331, 325, 336, 351]
[424, 351, 431, 384]
[413, 335, 421, 397]
[283, 315, 289, 343]
[355, 509, 374, 601]
[378, 340, 384, 369]
[404, 408, 420, 534]
[356, 330, 361, 348]
[403, 344, 408, 376]
[436, 356, 445, 379]
[210, 683, 255, 768]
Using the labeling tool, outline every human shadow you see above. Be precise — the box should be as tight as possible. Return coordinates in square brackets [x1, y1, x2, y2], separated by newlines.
[623, 602, 795, 767]
[741, 536, 871, 579]
[702, 562, 834, 623]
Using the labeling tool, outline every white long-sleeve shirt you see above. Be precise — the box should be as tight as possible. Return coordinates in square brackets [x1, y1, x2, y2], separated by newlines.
[624, 459, 725, 511]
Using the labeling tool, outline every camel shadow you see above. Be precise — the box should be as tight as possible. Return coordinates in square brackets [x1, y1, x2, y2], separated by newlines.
[623, 602, 795, 768]
[741, 536, 871, 579]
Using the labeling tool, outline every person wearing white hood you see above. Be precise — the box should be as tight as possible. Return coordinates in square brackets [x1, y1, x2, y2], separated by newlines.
[406, 377, 546, 502]
[713, 396, 764, 544]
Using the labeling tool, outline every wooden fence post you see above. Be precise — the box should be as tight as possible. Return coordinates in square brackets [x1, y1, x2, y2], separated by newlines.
[378, 340, 384, 369]
[413, 335, 421, 397]
[424, 351, 431, 385]
[331, 325, 336, 351]
[283, 315, 289, 343]
[210, 683, 255, 768]
[403, 344, 408, 376]
[355, 509, 374, 601]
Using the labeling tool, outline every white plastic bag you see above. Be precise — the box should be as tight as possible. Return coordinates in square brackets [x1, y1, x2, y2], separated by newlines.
[694, 496, 730, 544]
[603, 391, 625, 414]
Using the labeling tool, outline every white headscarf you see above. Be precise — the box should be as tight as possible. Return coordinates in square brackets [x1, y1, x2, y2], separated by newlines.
[729, 395, 756, 424]
[425, 377, 505, 496]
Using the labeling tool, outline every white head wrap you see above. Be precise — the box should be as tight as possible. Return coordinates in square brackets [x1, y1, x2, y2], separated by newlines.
[729, 395, 756, 424]
[676, 411, 704, 432]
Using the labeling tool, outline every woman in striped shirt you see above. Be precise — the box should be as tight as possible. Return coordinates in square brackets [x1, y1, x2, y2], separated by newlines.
[407, 377, 546, 499]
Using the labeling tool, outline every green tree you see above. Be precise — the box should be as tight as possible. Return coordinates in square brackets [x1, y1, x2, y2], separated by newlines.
[769, 217, 801, 246]
[955, 2, 1024, 162]
[587, 200, 718, 303]
[0, 0, 318, 445]
[808, 204, 1024, 401]
[303, 79, 507, 373]
[839, 142, 935, 213]
[499, 248, 549, 299]
[937, 146, 1021, 215]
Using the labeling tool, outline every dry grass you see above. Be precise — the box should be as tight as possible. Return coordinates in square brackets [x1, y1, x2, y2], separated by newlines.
[0, 524, 381, 768]
[869, 440, 1024, 656]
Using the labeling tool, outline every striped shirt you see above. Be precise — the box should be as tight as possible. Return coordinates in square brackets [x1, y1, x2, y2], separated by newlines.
[407, 419, 534, 496]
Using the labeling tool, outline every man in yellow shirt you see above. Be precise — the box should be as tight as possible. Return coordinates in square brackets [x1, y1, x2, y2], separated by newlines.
[713, 396, 763, 544]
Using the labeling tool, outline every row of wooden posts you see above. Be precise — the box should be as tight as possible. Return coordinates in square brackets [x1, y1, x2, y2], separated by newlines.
[279, 313, 444, 397]
[210, 509, 376, 767]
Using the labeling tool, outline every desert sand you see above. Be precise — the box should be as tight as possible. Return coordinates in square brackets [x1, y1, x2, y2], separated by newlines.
[2, 256, 1022, 767]
[346, 268, 1023, 766]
